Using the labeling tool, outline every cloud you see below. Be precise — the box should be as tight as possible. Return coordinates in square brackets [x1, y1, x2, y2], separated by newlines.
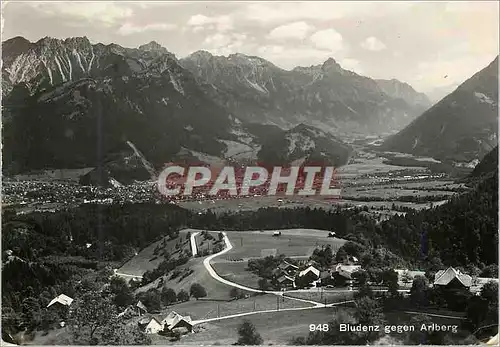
[187, 14, 233, 32]
[201, 32, 251, 55]
[29, 2, 133, 26]
[361, 36, 386, 51]
[267, 21, 313, 40]
[414, 54, 496, 91]
[309, 29, 344, 52]
[339, 58, 363, 74]
[242, 2, 413, 24]
[118, 23, 177, 36]
[256, 44, 339, 69]
[191, 26, 205, 33]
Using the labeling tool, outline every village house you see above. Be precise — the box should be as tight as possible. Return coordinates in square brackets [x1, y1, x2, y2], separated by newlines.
[278, 261, 299, 276]
[162, 311, 193, 333]
[331, 264, 361, 287]
[138, 311, 193, 335]
[433, 267, 472, 289]
[277, 275, 295, 289]
[298, 265, 320, 278]
[139, 316, 163, 334]
[319, 270, 334, 286]
[295, 265, 321, 288]
[47, 294, 73, 309]
[136, 300, 148, 315]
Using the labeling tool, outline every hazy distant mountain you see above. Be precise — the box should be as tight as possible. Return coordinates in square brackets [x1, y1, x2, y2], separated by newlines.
[425, 82, 461, 104]
[382, 57, 498, 163]
[180, 52, 431, 135]
[375, 78, 431, 108]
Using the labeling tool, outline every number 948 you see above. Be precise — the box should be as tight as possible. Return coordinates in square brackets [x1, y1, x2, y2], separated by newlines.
[309, 324, 329, 332]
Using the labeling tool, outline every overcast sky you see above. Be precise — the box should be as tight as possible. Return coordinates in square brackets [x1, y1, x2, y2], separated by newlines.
[2, 1, 498, 94]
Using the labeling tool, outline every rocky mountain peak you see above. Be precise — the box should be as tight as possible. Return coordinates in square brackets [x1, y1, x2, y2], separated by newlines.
[138, 40, 169, 54]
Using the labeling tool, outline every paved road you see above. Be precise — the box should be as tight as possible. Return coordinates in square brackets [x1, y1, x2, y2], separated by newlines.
[190, 231, 200, 256]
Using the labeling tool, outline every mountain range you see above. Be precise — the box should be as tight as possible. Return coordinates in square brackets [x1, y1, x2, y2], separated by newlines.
[382, 57, 498, 163]
[180, 51, 431, 134]
[1, 36, 432, 178]
[2, 36, 497, 180]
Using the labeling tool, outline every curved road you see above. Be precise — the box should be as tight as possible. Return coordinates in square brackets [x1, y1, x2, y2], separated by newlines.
[189, 230, 356, 325]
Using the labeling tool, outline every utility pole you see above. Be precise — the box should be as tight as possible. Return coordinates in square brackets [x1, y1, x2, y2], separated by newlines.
[241, 237, 243, 247]
[217, 304, 220, 318]
[276, 296, 279, 311]
[253, 299, 256, 311]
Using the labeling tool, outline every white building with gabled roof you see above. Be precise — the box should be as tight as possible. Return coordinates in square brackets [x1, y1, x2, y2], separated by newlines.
[47, 294, 73, 308]
[298, 265, 320, 278]
[434, 267, 472, 288]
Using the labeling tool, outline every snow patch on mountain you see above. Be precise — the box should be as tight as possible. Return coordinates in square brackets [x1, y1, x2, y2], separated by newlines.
[169, 71, 184, 95]
[474, 92, 495, 105]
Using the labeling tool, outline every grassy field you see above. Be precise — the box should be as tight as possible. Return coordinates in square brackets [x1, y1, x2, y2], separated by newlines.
[155, 307, 347, 345]
[136, 256, 239, 300]
[118, 230, 191, 276]
[223, 229, 345, 259]
[166, 293, 313, 321]
[212, 261, 262, 289]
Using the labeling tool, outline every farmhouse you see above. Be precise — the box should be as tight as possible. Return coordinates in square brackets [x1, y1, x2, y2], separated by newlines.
[135, 300, 148, 315]
[138, 311, 193, 334]
[298, 265, 320, 278]
[139, 316, 163, 334]
[331, 264, 361, 287]
[277, 275, 295, 288]
[47, 294, 73, 308]
[433, 267, 472, 289]
[278, 261, 298, 276]
[162, 311, 193, 332]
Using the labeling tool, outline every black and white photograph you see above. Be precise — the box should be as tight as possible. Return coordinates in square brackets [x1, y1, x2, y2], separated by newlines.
[1, 1, 499, 345]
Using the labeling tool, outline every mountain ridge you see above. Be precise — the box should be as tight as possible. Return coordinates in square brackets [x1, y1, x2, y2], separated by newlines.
[381, 56, 499, 163]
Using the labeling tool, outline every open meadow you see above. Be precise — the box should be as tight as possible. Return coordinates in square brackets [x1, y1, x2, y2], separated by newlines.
[117, 230, 192, 276]
[154, 307, 345, 345]
[222, 229, 346, 259]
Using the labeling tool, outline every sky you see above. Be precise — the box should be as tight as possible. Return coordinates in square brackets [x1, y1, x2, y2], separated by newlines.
[2, 1, 498, 96]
